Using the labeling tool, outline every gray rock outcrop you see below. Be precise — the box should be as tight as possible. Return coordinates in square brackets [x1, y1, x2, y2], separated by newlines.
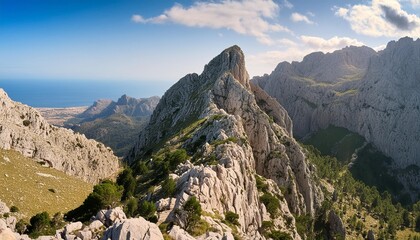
[102, 217, 164, 240]
[327, 210, 345, 240]
[128, 46, 323, 239]
[0, 89, 120, 183]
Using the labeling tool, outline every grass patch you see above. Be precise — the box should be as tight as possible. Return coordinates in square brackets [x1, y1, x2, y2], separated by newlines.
[303, 125, 364, 162]
[0, 149, 92, 219]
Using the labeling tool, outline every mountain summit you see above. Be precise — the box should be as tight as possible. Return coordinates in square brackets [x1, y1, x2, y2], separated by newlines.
[127, 46, 323, 239]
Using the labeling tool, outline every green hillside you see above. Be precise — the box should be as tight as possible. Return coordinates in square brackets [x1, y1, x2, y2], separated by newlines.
[0, 149, 92, 219]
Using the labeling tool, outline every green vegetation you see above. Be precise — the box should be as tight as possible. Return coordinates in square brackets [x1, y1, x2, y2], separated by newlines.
[22, 120, 31, 126]
[303, 125, 364, 162]
[260, 193, 280, 218]
[124, 197, 138, 218]
[267, 230, 293, 240]
[65, 180, 123, 222]
[175, 196, 202, 232]
[225, 211, 239, 225]
[117, 168, 136, 200]
[0, 149, 92, 219]
[303, 143, 420, 239]
[304, 126, 409, 205]
[26, 212, 65, 238]
[138, 200, 157, 222]
[161, 177, 177, 198]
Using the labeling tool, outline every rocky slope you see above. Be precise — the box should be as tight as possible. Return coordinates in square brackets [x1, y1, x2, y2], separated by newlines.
[0, 89, 119, 183]
[128, 46, 323, 239]
[253, 37, 420, 173]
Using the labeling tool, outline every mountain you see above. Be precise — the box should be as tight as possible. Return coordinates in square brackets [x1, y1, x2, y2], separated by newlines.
[0, 89, 119, 183]
[253, 37, 420, 200]
[65, 95, 159, 157]
[77, 95, 160, 121]
[127, 46, 323, 239]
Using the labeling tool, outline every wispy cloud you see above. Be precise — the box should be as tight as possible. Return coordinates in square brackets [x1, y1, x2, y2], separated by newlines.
[248, 35, 364, 76]
[335, 0, 420, 37]
[290, 12, 314, 24]
[132, 0, 290, 45]
[283, 0, 293, 9]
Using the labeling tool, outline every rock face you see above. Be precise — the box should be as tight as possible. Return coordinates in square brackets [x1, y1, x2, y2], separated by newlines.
[128, 46, 323, 239]
[78, 95, 160, 121]
[327, 210, 345, 240]
[253, 37, 420, 170]
[102, 217, 164, 240]
[0, 89, 119, 183]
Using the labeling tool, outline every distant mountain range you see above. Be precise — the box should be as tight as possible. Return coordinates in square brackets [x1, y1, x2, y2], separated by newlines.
[65, 95, 160, 157]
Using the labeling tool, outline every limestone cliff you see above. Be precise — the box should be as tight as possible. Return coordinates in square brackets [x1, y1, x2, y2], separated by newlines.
[128, 46, 323, 239]
[0, 89, 119, 183]
[253, 37, 420, 170]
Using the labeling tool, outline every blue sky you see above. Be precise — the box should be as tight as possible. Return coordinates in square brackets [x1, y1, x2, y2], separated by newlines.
[0, 0, 419, 83]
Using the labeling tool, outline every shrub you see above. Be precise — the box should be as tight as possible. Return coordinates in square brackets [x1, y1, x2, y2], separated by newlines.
[15, 219, 27, 234]
[117, 168, 136, 200]
[176, 196, 202, 231]
[166, 149, 188, 171]
[29, 212, 50, 234]
[23, 120, 30, 126]
[134, 161, 149, 175]
[66, 180, 123, 221]
[138, 200, 156, 221]
[225, 211, 239, 225]
[161, 177, 177, 197]
[10, 206, 19, 212]
[124, 197, 138, 218]
[268, 230, 293, 240]
[260, 193, 280, 218]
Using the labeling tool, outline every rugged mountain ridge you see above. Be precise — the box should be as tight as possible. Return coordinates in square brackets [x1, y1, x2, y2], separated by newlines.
[0, 89, 119, 183]
[64, 94, 159, 157]
[78, 95, 159, 121]
[253, 37, 420, 169]
[128, 46, 323, 239]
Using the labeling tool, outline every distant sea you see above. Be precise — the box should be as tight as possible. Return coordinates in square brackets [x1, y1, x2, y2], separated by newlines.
[0, 79, 172, 108]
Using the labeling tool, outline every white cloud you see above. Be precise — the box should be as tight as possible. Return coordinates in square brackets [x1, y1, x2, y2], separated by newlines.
[131, 15, 145, 23]
[300, 35, 364, 52]
[283, 0, 293, 9]
[290, 12, 314, 24]
[132, 0, 291, 45]
[247, 35, 365, 76]
[373, 44, 387, 51]
[335, 0, 420, 37]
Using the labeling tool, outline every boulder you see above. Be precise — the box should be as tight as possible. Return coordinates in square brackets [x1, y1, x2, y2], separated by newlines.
[64, 222, 83, 234]
[328, 210, 346, 240]
[76, 230, 92, 240]
[102, 217, 163, 240]
[104, 207, 126, 227]
[88, 220, 104, 232]
[168, 225, 195, 240]
[0, 200, 10, 214]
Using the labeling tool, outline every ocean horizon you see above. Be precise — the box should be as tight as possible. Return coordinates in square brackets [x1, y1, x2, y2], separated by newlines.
[0, 79, 172, 108]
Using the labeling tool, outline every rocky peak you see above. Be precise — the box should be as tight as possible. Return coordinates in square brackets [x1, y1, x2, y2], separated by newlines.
[203, 45, 250, 89]
[0, 88, 119, 183]
[128, 46, 323, 239]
